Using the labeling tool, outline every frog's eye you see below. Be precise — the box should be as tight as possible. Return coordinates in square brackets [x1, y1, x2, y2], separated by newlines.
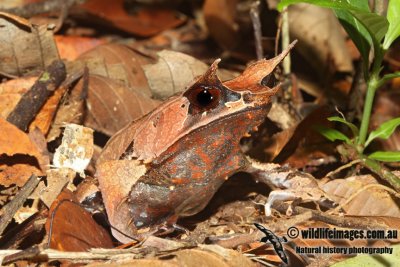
[186, 86, 221, 111]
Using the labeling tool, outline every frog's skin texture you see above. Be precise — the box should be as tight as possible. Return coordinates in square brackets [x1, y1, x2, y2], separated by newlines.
[96, 43, 298, 242]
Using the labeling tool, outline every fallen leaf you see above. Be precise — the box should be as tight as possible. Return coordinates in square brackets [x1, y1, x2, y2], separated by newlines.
[0, 118, 46, 187]
[78, 43, 153, 97]
[287, 4, 354, 75]
[28, 85, 68, 135]
[0, 76, 37, 119]
[55, 35, 106, 61]
[203, 0, 240, 50]
[322, 173, 400, 217]
[0, 12, 59, 77]
[45, 189, 113, 251]
[78, 0, 186, 37]
[84, 75, 161, 136]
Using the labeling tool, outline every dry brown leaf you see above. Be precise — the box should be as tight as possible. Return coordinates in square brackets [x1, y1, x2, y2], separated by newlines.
[129, 20, 212, 60]
[85, 75, 161, 136]
[322, 174, 400, 217]
[45, 189, 113, 251]
[46, 68, 86, 142]
[78, 43, 153, 96]
[78, 0, 186, 37]
[55, 35, 106, 61]
[28, 85, 67, 135]
[0, 118, 46, 187]
[36, 168, 75, 208]
[87, 246, 255, 267]
[203, 0, 240, 51]
[144, 50, 238, 99]
[0, 12, 59, 77]
[143, 50, 211, 99]
[287, 4, 353, 75]
[0, 76, 37, 118]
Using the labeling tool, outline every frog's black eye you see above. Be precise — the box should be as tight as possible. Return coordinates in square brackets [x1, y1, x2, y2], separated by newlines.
[261, 73, 278, 88]
[186, 85, 221, 111]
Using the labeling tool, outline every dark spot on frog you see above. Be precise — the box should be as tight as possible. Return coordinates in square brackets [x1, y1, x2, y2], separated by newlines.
[181, 104, 185, 108]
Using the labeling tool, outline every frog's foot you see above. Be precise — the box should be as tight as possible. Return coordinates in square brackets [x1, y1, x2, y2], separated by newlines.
[264, 190, 297, 216]
[157, 223, 190, 237]
[245, 157, 334, 216]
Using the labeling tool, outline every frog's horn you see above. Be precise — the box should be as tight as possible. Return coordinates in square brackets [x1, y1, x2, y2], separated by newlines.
[193, 58, 222, 86]
[224, 40, 297, 91]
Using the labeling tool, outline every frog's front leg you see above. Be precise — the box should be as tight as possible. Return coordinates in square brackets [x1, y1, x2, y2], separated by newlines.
[243, 157, 333, 216]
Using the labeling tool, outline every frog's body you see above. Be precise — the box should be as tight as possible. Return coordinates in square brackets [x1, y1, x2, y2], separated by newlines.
[96, 43, 316, 242]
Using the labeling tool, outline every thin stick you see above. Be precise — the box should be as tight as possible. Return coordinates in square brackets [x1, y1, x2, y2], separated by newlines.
[281, 7, 291, 75]
[325, 159, 362, 178]
[0, 175, 41, 236]
[250, 1, 263, 60]
[7, 60, 66, 131]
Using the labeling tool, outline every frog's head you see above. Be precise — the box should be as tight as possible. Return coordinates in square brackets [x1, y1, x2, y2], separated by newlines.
[182, 42, 297, 131]
[98, 41, 296, 163]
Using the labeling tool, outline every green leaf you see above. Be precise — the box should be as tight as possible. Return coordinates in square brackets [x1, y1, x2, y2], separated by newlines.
[368, 151, 400, 162]
[365, 117, 400, 147]
[380, 71, 400, 85]
[314, 125, 351, 144]
[335, 9, 371, 68]
[383, 0, 400, 49]
[327, 116, 359, 137]
[350, 11, 389, 45]
[277, 0, 366, 12]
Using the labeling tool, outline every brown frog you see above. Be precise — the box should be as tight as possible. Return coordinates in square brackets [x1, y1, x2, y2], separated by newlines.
[96, 41, 328, 243]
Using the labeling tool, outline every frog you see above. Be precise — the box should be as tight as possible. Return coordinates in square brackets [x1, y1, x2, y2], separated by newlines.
[96, 41, 329, 243]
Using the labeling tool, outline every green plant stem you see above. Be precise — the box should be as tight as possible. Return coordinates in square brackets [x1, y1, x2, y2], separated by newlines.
[358, 77, 379, 147]
[337, 144, 400, 192]
[361, 156, 400, 192]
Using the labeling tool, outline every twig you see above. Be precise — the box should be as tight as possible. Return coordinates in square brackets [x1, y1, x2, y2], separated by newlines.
[280, 7, 291, 75]
[325, 159, 362, 178]
[0, 175, 41, 236]
[0, 245, 190, 265]
[273, 202, 390, 230]
[6, 60, 66, 131]
[250, 1, 263, 60]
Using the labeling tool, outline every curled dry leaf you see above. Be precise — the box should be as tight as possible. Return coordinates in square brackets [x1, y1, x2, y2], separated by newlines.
[78, 0, 186, 37]
[85, 75, 161, 136]
[322, 173, 400, 217]
[45, 189, 113, 251]
[0, 12, 59, 77]
[0, 118, 46, 187]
